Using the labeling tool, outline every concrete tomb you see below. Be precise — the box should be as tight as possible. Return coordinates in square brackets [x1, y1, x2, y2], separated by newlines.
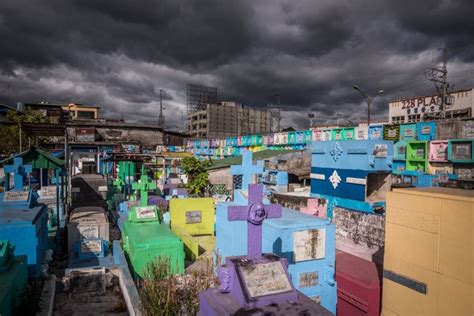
[311, 140, 393, 213]
[262, 208, 337, 313]
[169, 197, 215, 260]
[67, 206, 109, 256]
[0, 158, 49, 277]
[199, 184, 332, 315]
[122, 186, 184, 278]
[0, 240, 27, 316]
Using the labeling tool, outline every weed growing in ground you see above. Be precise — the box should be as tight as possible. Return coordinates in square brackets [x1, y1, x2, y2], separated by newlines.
[140, 254, 220, 315]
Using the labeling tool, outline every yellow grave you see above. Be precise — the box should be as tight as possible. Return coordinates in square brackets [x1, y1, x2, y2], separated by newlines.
[382, 188, 473, 316]
[169, 198, 215, 260]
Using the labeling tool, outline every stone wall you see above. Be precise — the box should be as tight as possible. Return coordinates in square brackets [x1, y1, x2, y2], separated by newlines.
[332, 207, 385, 264]
[208, 168, 233, 190]
[269, 193, 309, 210]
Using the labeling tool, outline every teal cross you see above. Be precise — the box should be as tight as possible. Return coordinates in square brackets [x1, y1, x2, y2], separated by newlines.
[230, 150, 263, 189]
[4, 157, 32, 191]
[132, 173, 157, 206]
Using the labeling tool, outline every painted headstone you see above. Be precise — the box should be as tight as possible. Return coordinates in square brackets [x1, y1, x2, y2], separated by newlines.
[123, 185, 184, 278]
[199, 184, 332, 315]
[311, 140, 393, 213]
[0, 240, 27, 316]
[1, 158, 32, 207]
[0, 159, 48, 277]
[132, 172, 157, 207]
[169, 198, 215, 260]
[263, 208, 337, 313]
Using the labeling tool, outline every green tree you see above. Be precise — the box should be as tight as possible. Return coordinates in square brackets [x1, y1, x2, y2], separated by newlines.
[180, 156, 210, 196]
[0, 107, 47, 157]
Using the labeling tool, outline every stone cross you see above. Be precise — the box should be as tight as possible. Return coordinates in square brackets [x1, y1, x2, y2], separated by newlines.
[132, 173, 157, 207]
[230, 150, 263, 190]
[4, 157, 32, 191]
[227, 184, 282, 258]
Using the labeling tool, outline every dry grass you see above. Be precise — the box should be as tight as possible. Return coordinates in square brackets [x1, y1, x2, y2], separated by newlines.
[139, 254, 220, 316]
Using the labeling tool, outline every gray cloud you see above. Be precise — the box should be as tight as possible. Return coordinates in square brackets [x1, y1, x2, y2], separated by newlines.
[0, 0, 473, 130]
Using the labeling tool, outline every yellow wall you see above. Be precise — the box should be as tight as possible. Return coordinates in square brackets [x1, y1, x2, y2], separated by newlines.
[62, 104, 99, 119]
[169, 197, 215, 260]
[169, 198, 214, 236]
[382, 188, 473, 315]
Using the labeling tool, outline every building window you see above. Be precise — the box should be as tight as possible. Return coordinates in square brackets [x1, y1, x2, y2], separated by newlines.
[407, 114, 421, 123]
[77, 111, 95, 119]
[392, 115, 405, 124]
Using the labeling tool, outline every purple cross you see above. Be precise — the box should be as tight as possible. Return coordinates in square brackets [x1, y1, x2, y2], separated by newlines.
[227, 184, 282, 258]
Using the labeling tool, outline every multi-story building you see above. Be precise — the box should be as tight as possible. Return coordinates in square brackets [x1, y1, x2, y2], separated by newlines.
[62, 103, 100, 120]
[389, 88, 474, 123]
[187, 101, 272, 138]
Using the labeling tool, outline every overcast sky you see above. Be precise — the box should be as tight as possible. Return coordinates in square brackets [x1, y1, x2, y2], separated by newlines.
[1, 0, 473, 130]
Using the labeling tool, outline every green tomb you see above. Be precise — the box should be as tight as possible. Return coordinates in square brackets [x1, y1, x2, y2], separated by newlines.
[122, 173, 184, 279]
[0, 240, 27, 316]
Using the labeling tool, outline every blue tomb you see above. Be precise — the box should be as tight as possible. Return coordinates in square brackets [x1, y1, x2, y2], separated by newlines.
[368, 125, 383, 140]
[310, 140, 393, 213]
[0, 158, 49, 277]
[262, 208, 337, 313]
[68, 238, 115, 270]
[416, 121, 437, 141]
[215, 187, 337, 313]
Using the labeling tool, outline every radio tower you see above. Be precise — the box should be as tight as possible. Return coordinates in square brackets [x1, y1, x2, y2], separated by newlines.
[158, 89, 165, 128]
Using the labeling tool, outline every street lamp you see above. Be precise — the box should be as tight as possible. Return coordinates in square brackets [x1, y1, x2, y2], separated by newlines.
[353, 85, 384, 126]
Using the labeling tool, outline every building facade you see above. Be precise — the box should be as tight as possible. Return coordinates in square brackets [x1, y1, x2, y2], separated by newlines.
[62, 103, 100, 120]
[187, 101, 272, 138]
[389, 88, 474, 123]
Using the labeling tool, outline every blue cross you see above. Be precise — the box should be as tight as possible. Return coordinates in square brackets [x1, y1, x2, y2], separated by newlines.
[4, 157, 32, 191]
[230, 150, 263, 189]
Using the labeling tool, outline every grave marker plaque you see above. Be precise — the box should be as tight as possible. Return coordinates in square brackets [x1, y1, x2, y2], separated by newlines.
[299, 271, 318, 288]
[453, 143, 471, 160]
[80, 239, 102, 254]
[374, 144, 388, 157]
[293, 229, 326, 262]
[185, 210, 202, 224]
[40, 186, 57, 199]
[78, 225, 99, 239]
[238, 260, 293, 298]
[136, 206, 157, 220]
[3, 191, 29, 202]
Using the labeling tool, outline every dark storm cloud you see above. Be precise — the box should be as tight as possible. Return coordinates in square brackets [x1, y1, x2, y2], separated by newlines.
[0, 0, 473, 129]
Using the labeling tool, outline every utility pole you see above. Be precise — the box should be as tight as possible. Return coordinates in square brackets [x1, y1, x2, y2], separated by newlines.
[441, 48, 448, 118]
[276, 94, 281, 132]
[425, 47, 449, 118]
[158, 89, 165, 129]
[308, 113, 315, 128]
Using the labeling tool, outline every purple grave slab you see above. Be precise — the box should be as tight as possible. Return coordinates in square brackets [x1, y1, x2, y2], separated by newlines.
[148, 196, 168, 210]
